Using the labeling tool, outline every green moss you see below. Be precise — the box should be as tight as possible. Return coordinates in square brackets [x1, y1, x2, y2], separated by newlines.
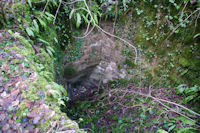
[125, 58, 136, 68]
[179, 58, 190, 67]
[168, 75, 181, 85]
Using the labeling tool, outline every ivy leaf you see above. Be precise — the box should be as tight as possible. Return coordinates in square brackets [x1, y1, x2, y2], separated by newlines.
[76, 13, 81, 28]
[26, 27, 34, 37]
[69, 9, 74, 19]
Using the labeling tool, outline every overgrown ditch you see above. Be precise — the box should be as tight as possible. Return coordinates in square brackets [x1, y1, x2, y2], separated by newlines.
[55, 20, 200, 132]
[1, 0, 200, 132]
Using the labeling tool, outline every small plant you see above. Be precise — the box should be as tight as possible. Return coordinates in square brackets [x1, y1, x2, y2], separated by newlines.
[176, 84, 200, 104]
[68, 0, 101, 28]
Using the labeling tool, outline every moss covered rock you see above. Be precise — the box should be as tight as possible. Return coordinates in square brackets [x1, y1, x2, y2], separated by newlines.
[0, 31, 85, 132]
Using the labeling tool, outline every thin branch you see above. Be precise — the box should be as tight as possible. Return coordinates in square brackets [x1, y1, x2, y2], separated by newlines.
[156, 100, 198, 124]
[162, 9, 200, 45]
[62, 0, 83, 5]
[42, 0, 49, 15]
[72, 26, 95, 39]
[110, 88, 200, 126]
[53, 0, 62, 24]
[84, 20, 92, 35]
[112, 1, 118, 34]
[180, 0, 189, 19]
[125, 89, 200, 118]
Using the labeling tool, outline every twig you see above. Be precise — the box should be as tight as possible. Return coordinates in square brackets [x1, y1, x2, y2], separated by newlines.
[53, 0, 62, 24]
[125, 89, 200, 118]
[162, 9, 200, 45]
[155, 97, 200, 117]
[112, 1, 118, 34]
[180, 0, 189, 19]
[84, 20, 91, 35]
[156, 100, 198, 125]
[62, 0, 83, 5]
[194, 11, 200, 34]
[110, 87, 200, 126]
[72, 26, 95, 39]
[42, 0, 49, 15]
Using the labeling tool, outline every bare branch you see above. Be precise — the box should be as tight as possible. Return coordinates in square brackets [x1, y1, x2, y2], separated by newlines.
[53, 0, 62, 24]
[162, 9, 200, 45]
[42, 0, 49, 15]
[62, 0, 83, 5]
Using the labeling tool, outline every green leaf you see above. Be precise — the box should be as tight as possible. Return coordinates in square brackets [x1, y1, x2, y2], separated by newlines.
[28, 0, 32, 7]
[82, 14, 89, 24]
[184, 85, 199, 94]
[45, 12, 55, 20]
[180, 69, 188, 76]
[38, 38, 50, 45]
[97, 11, 102, 17]
[37, 18, 46, 28]
[173, 117, 196, 126]
[177, 128, 196, 133]
[194, 33, 200, 38]
[176, 84, 187, 94]
[69, 9, 74, 19]
[8, 30, 13, 35]
[149, 108, 154, 115]
[46, 46, 55, 57]
[64, 89, 67, 96]
[26, 27, 34, 37]
[183, 95, 195, 103]
[49, 89, 61, 98]
[93, 14, 98, 24]
[8, 106, 14, 111]
[157, 129, 168, 133]
[33, 19, 39, 33]
[168, 125, 176, 132]
[76, 13, 81, 28]
[54, 37, 58, 43]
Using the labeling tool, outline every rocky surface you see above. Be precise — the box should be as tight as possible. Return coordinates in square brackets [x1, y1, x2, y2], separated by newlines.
[62, 22, 130, 101]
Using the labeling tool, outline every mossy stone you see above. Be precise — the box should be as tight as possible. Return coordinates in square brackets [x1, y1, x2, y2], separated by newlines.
[64, 66, 77, 78]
